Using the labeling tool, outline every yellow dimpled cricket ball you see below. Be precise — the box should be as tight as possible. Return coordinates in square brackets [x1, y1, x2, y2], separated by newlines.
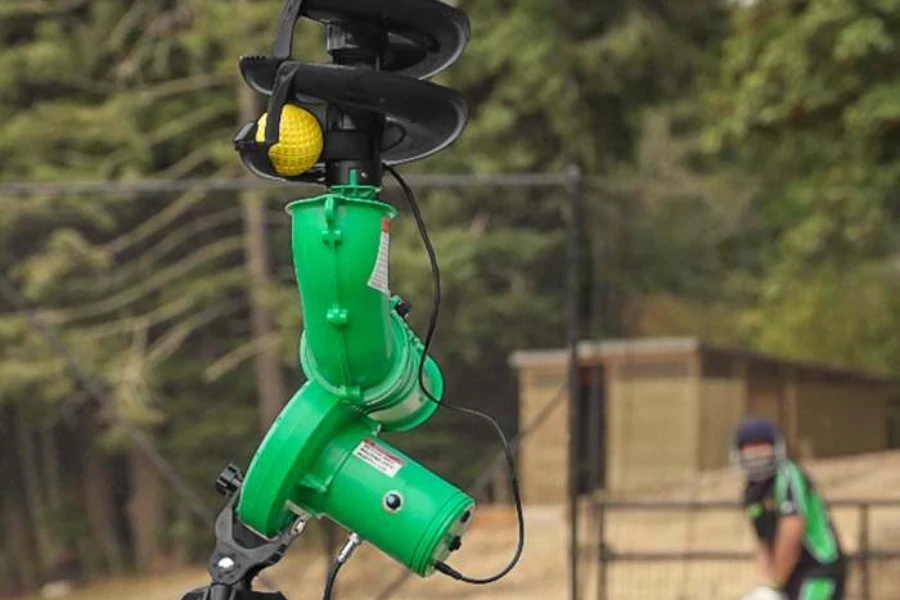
[256, 104, 324, 177]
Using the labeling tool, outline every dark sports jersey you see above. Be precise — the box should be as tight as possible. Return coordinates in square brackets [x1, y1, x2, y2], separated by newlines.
[743, 460, 844, 592]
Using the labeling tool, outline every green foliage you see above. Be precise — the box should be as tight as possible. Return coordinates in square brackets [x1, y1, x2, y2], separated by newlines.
[745, 262, 900, 371]
[703, 0, 900, 372]
[383, 0, 734, 471]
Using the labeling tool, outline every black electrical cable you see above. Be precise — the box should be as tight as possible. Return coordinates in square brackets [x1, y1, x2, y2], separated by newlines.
[322, 558, 346, 600]
[384, 164, 525, 584]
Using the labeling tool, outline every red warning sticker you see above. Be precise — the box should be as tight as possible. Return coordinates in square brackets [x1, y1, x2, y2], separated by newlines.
[367, 218, 391, 296]
[353, 438, 405, 478]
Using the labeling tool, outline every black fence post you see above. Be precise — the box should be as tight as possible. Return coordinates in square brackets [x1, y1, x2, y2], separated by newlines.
[588, 363, 604, 493]
[859, 503, 871, 600]
[566, 164, 586, 600]
[595, 499, 607, 600]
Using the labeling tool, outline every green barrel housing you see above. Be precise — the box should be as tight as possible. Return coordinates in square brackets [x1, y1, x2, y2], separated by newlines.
[238, 178, 475, 576]
[288, 180, 442, 431]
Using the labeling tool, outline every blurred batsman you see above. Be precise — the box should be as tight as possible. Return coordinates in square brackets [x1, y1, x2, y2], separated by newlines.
[734, 418, 846, 600]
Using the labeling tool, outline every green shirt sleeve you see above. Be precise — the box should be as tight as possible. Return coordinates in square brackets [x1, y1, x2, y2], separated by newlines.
[775, 461, 809, 517]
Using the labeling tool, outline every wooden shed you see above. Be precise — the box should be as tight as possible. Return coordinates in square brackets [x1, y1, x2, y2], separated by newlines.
[510, 338, 896, 503]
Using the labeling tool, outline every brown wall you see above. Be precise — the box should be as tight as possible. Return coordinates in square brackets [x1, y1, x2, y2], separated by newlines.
[697, 354, 745, 470]
[794, 378, 887, 458]
[698, 378, 744, 470]
[514, 345, 893, 504]
[517, 367, 568, 504]
[607, 358, 699, 491]
[746, 360, 785, 427]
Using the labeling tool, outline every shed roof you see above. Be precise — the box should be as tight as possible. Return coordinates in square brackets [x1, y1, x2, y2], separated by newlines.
[509, 336, 895, 385]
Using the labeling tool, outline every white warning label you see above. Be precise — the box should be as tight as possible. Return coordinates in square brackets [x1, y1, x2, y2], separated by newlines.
[353, 438, 405, 478]
[367, 219, 391, 296]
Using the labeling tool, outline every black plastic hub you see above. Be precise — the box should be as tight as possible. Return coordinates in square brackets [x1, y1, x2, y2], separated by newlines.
[233, 0, 470, 186]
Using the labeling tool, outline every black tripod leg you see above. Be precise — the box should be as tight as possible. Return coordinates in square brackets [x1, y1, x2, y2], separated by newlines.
[180, 586, 288, 600]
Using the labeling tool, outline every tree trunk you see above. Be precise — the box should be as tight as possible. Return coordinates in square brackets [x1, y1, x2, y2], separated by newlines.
[171, 502, 192, 566]
[41, 427, 62, 523]
[4, 406, 40, 591]
[4, 493, 39, 591]
[13, 406, 55, 578]
[126, 447, 165, 573]
[82, 443, 125, 576]
[238, 79, 288, 432]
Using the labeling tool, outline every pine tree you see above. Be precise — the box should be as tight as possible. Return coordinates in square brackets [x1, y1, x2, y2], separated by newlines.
[703, 0, 900, 371]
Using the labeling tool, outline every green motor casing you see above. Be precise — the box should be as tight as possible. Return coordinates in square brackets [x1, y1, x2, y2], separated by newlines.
[302, 413, 474, 576]
[237, 382, 475, 576]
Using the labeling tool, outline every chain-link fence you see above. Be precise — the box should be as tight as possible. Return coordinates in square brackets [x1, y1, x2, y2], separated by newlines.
[592, 499, 900, 600]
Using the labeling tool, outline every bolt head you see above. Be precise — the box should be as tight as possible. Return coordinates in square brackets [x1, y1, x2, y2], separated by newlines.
[217, 556, 236, 572]
[383, 491, 403, 513]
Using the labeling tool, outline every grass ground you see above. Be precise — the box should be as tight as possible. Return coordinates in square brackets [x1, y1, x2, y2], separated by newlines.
[11, 451, 900, 600]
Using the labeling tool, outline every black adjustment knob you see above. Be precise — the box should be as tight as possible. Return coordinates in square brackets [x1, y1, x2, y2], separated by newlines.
[395, 300, 413, 319]
[384, 492, 403, 512]
[215, 463, 245, 497]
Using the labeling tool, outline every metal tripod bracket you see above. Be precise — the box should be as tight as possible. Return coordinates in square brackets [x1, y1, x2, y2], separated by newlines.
[181, 588, 288, 600]
[179, 464, 305, 600]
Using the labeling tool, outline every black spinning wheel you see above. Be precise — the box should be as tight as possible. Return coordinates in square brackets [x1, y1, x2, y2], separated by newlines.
[234, 0, 470, 185]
